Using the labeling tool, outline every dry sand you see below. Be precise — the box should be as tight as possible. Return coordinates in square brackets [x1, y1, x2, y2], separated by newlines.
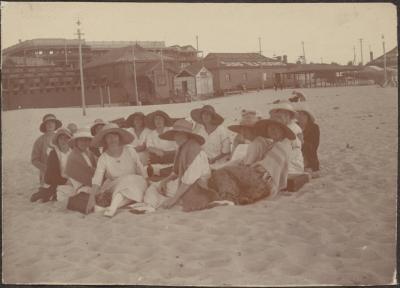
[2, 86, 397, 285]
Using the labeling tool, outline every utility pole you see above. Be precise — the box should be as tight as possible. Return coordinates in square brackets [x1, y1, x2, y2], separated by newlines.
[301, 41, 306, 64]
[76, 19, 86, 116]
[382, 34, 387, 85]
[359, 38, 363, 65]
[64, 39, 68, 66]
[131, 46, 140, 106]
[258, 37, 262, 55]
[353, 46, 356, 65]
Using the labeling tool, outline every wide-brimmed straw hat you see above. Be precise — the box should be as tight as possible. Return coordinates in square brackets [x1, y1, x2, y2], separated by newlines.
[52, 127, 72, 146]
[295, 106, 315, 123]
[255, 118, 296, 140]
[269, 103, 297, 118]
[126, 112, 146, 127]
[68, 128, 93, 146]
[228, 109, 261, 134]
[91, 123, 134, 148]
[145, 110, 174, 130]
[190, 105, 224, 126]
[159, 119, 205, 145]
[39, 114, 62, 133]
[90, 119, 107, 136]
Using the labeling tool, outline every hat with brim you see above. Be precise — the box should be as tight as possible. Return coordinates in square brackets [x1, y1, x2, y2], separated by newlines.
[91, 123, 134, 148]
[269, 103, 297, 118]
[228, 111, 261, 134]
[90, 119, 107, 136]
[68, 128, 93, 146]
[52, 128, 72, 146]
[255, 118, 296, 140]
[145, 110, 175, 130]
[191, 105, 224, 126]
[40, 114, 62, 133]
[126, 112, 146, 127]
[159, 119, 205, 145]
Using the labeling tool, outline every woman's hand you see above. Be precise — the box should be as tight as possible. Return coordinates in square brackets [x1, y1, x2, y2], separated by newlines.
[85, 192, 96, 214]
[161, 196, 178, 209]
[158, 179, 169, 196]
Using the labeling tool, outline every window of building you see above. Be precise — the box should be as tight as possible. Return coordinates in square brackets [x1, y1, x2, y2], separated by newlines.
[49, 50, 54, 55]
[225, 73, 231, 81]
[38, 50, 43, 55]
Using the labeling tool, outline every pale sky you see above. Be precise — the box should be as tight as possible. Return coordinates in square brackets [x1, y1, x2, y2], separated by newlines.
[1, 2, 397, 64]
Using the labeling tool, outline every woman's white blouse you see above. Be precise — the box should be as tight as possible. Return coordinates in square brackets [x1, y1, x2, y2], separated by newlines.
[193, 124, 231, 159]
[92, 145, 145, 186]
[146, 128, 177, 151]
[125, 127, 151, 148]
[180, 151, 211, 185]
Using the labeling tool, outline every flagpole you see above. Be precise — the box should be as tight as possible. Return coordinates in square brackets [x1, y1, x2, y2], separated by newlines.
[131, 46, 140, 106]
[76, 19, 86, 116]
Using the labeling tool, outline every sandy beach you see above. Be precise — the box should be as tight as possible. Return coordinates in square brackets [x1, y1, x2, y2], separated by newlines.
[2, 85, 397, 285]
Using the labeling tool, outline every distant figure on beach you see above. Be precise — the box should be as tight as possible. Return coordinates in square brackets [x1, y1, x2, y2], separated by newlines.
[289, 90, 306, 102]
[269, 103, 304, 173]
[296, 106, 320, 172]
[191, 105, 231, 168]
[143, 119, 215, 211]
[30, 114, 62, 201]
[89, 119, 107, 157]
[209, 118, 294, 205]
[88, 123, 148, 217]
[125, 112, 151, 165]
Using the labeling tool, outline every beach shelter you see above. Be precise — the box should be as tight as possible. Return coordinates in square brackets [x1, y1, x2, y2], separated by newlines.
[174, 62, 214, 100]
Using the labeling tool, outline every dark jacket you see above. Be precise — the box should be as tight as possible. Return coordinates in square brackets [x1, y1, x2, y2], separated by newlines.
[302, 122, 320, 171]
[89, 147, 101, 158]
[44, 149, 68, 187]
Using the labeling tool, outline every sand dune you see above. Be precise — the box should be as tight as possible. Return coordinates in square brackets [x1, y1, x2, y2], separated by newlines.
[2, 86, 397, 285]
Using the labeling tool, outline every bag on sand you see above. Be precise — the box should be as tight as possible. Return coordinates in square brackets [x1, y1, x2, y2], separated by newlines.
[286, 173, 310, 192]
[67, 192, 93, 214]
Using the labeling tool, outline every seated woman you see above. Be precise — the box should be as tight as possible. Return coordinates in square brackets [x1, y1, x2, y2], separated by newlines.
[87, 123, 148, 217]
[62, 128, 98, 208]
[30, 114, 62, 202]
[89, 118, 107, 157]
[210, 118, 295, 205]
[191, 105, 231, 168]
[41, 128, 73, 202]
[125, 112, 151, 165]
[228, 109, 263, 163]
[143, 119, 214, 211]
[145, 110, 177, 177]
[269, 103, 304, 174]
[296, 107, 320, 173]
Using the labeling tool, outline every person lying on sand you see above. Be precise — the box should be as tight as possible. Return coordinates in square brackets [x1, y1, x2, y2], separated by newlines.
[88, 123, 148, 217]
[191, 105, 231, 169]
[30, 114, 62, 202]
[209, 118, 294, 205]
[143, 119, 216, 211]
[289, 90, 306, 102]
[296, 106, 320, 173]
[63, 128, 98, 208]
[145, 110, 177, 177]
[269, 103, 304, 174]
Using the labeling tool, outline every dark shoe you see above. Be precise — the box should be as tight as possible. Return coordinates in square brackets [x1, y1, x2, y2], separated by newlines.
[30, 191, 43, 202]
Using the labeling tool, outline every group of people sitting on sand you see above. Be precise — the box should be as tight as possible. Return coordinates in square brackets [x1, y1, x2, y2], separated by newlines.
[30, 99, 320, 217]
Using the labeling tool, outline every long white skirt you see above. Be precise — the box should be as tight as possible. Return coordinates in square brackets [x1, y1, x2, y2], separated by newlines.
[143, 178, 179, 208]
[101, 174, 148, 203]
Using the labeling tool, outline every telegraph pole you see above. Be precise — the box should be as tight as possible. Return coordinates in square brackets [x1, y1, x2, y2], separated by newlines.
[382, 34, 387, 85]
[258, 37, 262, 55]
[131, 46, 140, 106]
[301, 41, 306, 64]
[353, 46, 356, 65]
[76, 19, 86, 116]
[359, 38, 364, 65]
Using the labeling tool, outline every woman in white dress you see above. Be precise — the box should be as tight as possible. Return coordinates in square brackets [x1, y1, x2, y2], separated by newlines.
[125, 112, 151, 165]
[269, 102, 304, 173]
[87, 123, 148, 217]
[145, 110, 177, 177]
[190, 105, 231, 168]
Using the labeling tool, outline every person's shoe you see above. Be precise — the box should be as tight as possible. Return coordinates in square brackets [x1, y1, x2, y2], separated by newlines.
[30, 187, 47, 202]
